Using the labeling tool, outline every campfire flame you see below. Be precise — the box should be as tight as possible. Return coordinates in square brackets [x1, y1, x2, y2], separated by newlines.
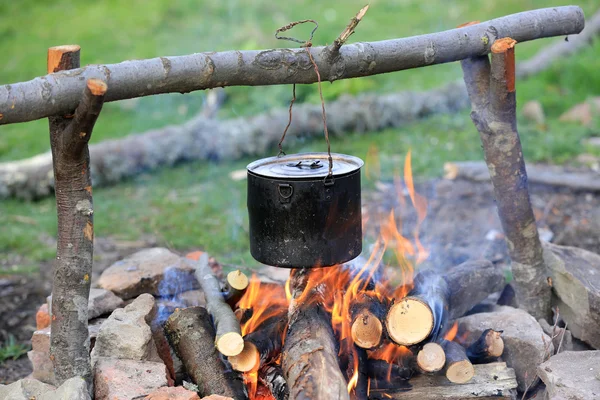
[444, 321, 459, 342]
[240, 152, 431, 398]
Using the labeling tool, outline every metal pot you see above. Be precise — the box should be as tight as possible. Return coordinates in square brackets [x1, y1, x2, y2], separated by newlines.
[247, 152, 363, 268]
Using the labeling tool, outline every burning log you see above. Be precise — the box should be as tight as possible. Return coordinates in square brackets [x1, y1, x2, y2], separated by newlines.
[259, 364, 289, 400]
[164, 307, 248, 399]
[465, 329, 504, 364]
[228, 312, 287, 372]
[338, 338, 369, 400]
[282, 269, 350, 400]
[416, 342, 446, 374]
[350, 292, 387, 349]
[386, 270, 449, 346]
[223, 270, 249, 308]
[441, 340, 475, 384]
[366, 359, 414, 381]
[194, 253, 244, 356]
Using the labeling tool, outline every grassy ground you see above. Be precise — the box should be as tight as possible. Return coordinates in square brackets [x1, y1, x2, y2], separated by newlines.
[0, 1, 599, 267]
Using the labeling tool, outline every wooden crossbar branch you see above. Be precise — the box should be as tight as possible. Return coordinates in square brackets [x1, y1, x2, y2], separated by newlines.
[47, 46, 108, 390]
[0, 6, 584, 126]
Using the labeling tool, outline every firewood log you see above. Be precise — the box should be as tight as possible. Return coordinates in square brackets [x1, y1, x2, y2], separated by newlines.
[350, 292, 387, 349]
[416, 342, 446, 373]
[193, 253, 244, 356]
[386, 270, 449, 346]
[441, 340, 475, 384]
[223, 269, 249, 308]
[466, 329, 504, 364]
[164, 307, 248, 399]
[282, 269, 350, 400]
[228, 311, 287, 372]
[338, 338, 369, 400]
[366, 359, 414, 381]
[259, 364, 289, 400]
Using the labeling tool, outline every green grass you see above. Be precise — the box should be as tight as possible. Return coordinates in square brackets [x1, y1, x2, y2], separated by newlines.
[0, 1, 599, 267]
[0, 335, 30, 363]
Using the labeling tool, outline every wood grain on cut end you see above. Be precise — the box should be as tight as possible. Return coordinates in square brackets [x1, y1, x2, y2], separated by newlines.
[87, 79, 107, 96]
[417, 342, 446, 373]
[487, 330, 505, 357]
[47, 45, 81, 73]
[446, 359, 475, 384]
[457, 21, 481, 28]
[351, 309, 383, 349]
[386, 297, 434, 346]
[216, 331, 245, 357]
[228, 341, 259, 372]
[491, 37, 517, 53]
[227, 270, 249, 291]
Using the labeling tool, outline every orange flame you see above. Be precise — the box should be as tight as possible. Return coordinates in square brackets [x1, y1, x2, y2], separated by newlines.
[444, 322, 459, 342]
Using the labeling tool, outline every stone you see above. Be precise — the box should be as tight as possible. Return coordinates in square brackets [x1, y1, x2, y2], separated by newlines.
[91, 293, 162, 362]
[31, 326, 51, 353]
[40, 376, 91, 400]
[522, 100, 545, 124]
[36, 303, 50, 330]
[456, 306, 553, 391]
[559, 97, 600, 126]
[88, 288, 124, 319]
[538, 318, 573, 353]
[0, 378, 55, 400]
[543, 242, 600, 349]
[28, 350, 56, 385]
[145, 386, 201, 399]
[537, 350, 600, 399]
[98, 248, 199, 299]
[94, 357, 168, 400]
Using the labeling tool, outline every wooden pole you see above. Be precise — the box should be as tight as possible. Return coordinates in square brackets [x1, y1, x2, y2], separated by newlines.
[47, 45, 107, 391]
[460, 38, 551, 320]
[0, 6, 584, 125]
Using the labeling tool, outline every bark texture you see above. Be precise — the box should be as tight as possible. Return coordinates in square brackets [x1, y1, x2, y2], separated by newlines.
[0, 6, 584, 125]
[48, 45, 107, 391]
[164, 306, 248, 399]
[460, 39, 551, 320]
[282, 269, 349, 400]
[0, 82, 468, 200]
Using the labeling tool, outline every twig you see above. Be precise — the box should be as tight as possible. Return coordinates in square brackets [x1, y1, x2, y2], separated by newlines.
[326, 4, 370, 58]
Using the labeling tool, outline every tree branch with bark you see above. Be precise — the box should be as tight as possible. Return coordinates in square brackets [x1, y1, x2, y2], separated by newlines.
[47, 45, 108, 391]
[0, 6, 584, 125]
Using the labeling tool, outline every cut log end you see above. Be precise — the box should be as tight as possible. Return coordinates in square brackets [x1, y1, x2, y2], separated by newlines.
[351, 309, 383, 349]
[87, 79, 108, 96]
[216, 331, 244, 357]
[457, 21, 481, 28]
[386, 297, 434, 346]
[47, 45, 81, 73]
[228, 341, 259, 372]
[486, 330, 504, 357]
[446, 360, 475, 384]
[416, 342, 446, 373]
[227, 270, 249, 291]
[491, 37, 517, 53]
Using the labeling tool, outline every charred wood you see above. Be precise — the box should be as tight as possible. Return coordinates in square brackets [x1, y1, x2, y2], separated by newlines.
[259, 364, 289, 400]
[465, 329, 504, 364]
[164, 307, 248, 399]
[223, 269, 249, 309]
[338, 338, 369, 400]
[193, 253, 243, 356]
[366, 359, 414, 381]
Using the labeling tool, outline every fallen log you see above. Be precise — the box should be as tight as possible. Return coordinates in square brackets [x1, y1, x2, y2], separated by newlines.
[164, 306, 248, 399]
[282, 269, 349, 400]
[223, 270, 249, 309]
[466, 329, 504, 364]
[416, 342, 446, 373]
[441, 340, 475, 384]
[193, 253, 244, 356]
[0, 6, 584, 125]
[444, 161, 600, 192]
[259, 364, 289, 400]
[369, 362, 517, 400]
[350, 292, 387, 349]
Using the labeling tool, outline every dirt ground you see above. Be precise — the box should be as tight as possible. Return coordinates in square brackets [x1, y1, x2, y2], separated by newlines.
[2, 175, 600, 384]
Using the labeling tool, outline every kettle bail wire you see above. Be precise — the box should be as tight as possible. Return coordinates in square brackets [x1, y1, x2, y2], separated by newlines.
[275, 19, 334, 180]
